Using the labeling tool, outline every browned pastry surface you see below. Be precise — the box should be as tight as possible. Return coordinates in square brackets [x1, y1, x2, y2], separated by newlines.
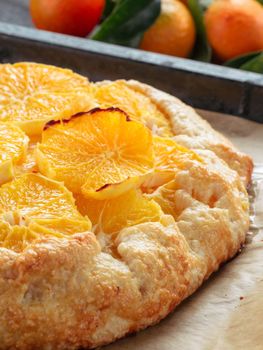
[0, 79, 252, 349]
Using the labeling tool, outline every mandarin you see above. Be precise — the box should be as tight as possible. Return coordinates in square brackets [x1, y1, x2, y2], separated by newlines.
[140, 0, 196, 58]
[205, 0, 263, 61]
[30, 0, 105, 37]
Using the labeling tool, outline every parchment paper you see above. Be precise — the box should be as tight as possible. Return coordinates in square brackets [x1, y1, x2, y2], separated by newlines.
[105, 112, 263, 350]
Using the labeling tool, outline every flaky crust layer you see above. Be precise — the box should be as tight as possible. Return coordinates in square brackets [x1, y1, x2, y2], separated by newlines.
[0, 81, 252, 349]
[125, 80, 253, 186]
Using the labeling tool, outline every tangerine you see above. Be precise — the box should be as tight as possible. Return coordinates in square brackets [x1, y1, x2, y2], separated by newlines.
[30, 0, 105, 37]
[205, 0, 263, 61]
[140, 0, 196, 58]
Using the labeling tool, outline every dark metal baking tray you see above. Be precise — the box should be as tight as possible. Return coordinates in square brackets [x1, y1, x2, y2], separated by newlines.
[0, 21, 262, 123]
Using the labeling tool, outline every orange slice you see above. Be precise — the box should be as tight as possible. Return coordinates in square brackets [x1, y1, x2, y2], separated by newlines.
[146, 180, 179, 219]
[92, 81, 173, 137]
[0, 173, 91, 251]
[147, 139, 203, 219]
[144, 136, 202, 189]
[36, 108, 154, 199]
[75, 189, 163, 234]
[154, 136, 202, 171]
[0, 221, 38, 252]
[0, 122, 29, 185]
[0, 62, 95, 135]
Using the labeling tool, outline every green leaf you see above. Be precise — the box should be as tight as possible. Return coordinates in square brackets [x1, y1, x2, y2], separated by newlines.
[224, 51, 263, 73]
[91, 0, 161, 47]
[224, 51, 263, 68]
[255, 0, 263, 5]
[102, 0, 116, 19]
[188, 0, 212, 62]
[240, 52, 263, 73]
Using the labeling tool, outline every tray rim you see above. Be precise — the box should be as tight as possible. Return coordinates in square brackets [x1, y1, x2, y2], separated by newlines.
[1, 22, 263, 85]
[0, 22, 262, 123]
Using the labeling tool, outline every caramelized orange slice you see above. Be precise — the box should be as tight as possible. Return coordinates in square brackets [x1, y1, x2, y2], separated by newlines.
[0, 62, 95, 135]
[0, 173, 91, 251]
[36, 108, 154, 199]
[75, 189, 163, 234]
[144, 136, 202, 189]
[146, 180, 179, 219]
[154, 136, 202, 171]
[92, 81, 173, 137]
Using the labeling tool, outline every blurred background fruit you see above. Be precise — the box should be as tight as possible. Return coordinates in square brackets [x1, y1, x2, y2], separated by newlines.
[30, 0, 105, 37]
[140, 0, 196, 58]
[205, 0, 263, 61]
[27, 0, 263, 73]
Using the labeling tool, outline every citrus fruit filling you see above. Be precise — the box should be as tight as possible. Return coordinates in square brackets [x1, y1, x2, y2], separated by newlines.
[0, 122, 29, 185]
[0, 174, 91, 251]
[92, 81, 173, 137]
[75, 189, 163, 235]
[154, 136, 202, 171]
[36, 108, 154, 199]
[0, 62, 205, 252]
[143, 136, 202, 189]
[146, 180, 180, 219]
[0, 62, 96, 135]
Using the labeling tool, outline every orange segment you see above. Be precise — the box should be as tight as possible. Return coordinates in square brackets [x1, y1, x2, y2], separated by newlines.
[0, 122, 29, 185]
[0, 62, 95, 135]
[0, 173, 91, 251]
[75, 189, 163, 234]
[92, 81, 173, 137]
[36, 108, 154, 199]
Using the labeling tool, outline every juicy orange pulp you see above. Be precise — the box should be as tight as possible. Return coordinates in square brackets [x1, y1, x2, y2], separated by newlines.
[92, 81, 173, 137]
[0, 62, 205, 253]
[0, 62, 95, 135]
[36, 108, 154, 199]
[75, 189, 163, 235]
[0, 174, 91, 252]
[143, 136, 202, 189]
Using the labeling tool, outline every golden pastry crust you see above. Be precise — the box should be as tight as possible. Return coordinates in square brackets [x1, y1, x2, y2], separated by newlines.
[0, 80, 252, 349]
[125, 80, 253, 186]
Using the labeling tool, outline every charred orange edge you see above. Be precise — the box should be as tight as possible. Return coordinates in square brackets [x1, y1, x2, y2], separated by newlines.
[44, 107, 132, 130]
